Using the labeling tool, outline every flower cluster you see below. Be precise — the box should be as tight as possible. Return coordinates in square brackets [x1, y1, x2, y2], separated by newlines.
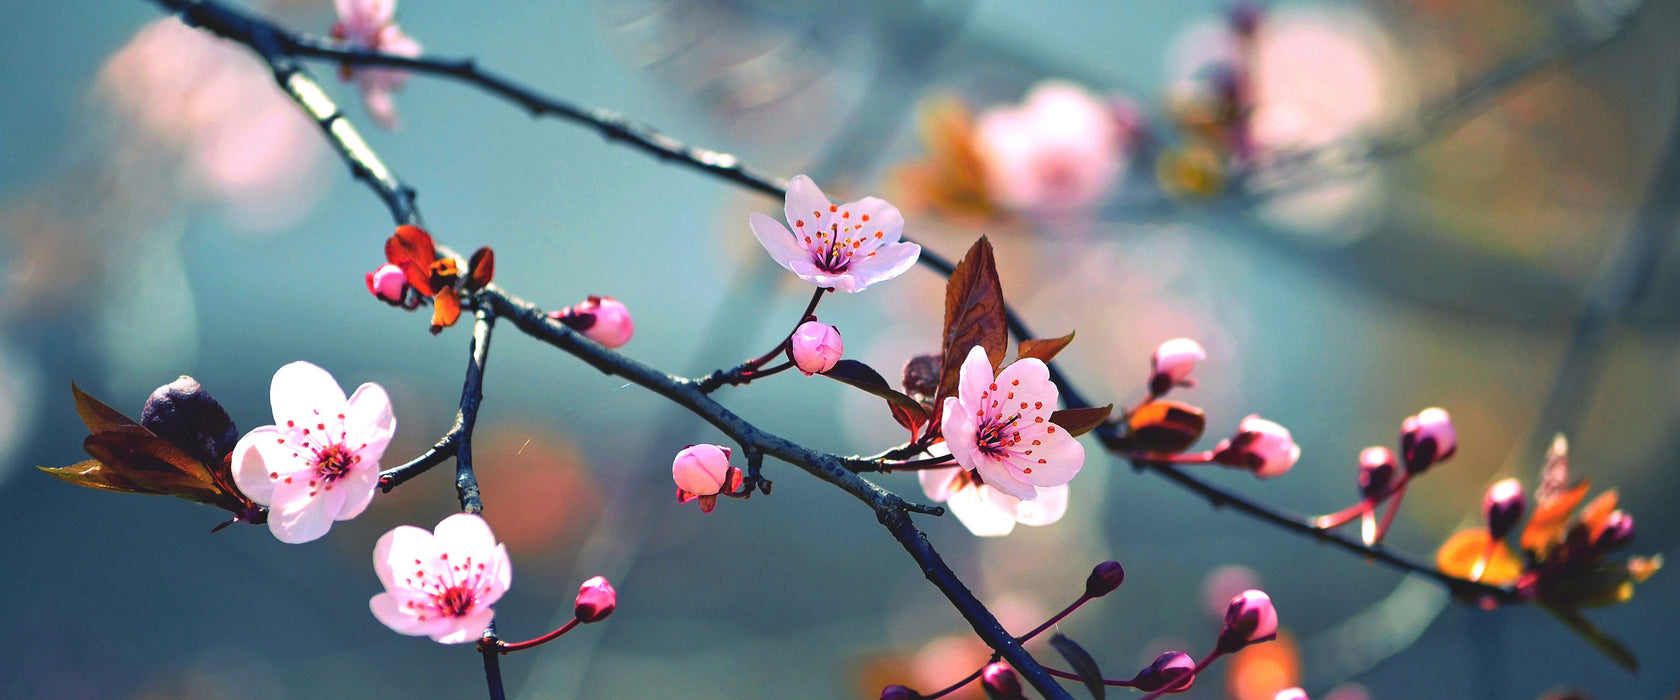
[372, 224, 495, 334]
[1122, 338, 1300, 480]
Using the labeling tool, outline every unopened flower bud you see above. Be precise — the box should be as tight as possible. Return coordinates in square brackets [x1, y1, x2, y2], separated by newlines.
[1357, 447, 1397, 500]
[366, 263, 412, 307]
[1216, 589, 1278, 653]
[879, 685, 920, 700]
[1149, 338, 1206, 396]
[1400, 407, 1456, 474]
[1275, 688, 1310, 700]
[1594, 510, 1635, 553]
[1085, 560, 1126, 598]
[1482, 478, 1526, 541]
[672, 444, 733, 498]
[574, 575, 617, 623]
[980, 662, 1024, 700]
[1212, 416, 1299, 479]
[1129, 651, 1196, 693]
[791, 320, 843, 375]
[550, 296, 634, 348]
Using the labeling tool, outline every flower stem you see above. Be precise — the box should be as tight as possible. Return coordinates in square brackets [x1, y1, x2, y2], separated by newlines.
[1015, 594, 1091, 643]
[698, 288, 828, 391]
[1369, 481, 1410, 545]
[921, 664, 990, 699]
[497, 617, 582, 653]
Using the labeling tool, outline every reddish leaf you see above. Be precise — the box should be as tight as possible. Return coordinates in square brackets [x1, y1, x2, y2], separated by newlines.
[1125, 401, 1206, 453]
[1018, 331, 1075, 365]
[430, 291, 462, 334]
[81, 430, 219, 500]
[932, 237, 1008, 429]
[1049, 404, 1114, 438]
[823, 359, 931, 439]
[386, 225, 438, 293]
[71, 383, 140, 433]
[38, 459, 154, 494]
[466, 247, 496, 290]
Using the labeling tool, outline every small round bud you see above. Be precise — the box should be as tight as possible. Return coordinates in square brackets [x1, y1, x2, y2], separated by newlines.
[1129, 651, 1196, 693]
[1212, 416, 1300, 479]
[1399, 407, 1456, 474]
[574, 575, 617, 623]
[672, 444, 733, 497]
[1085, 560, 1126, 598]
[366, 263, 411, 307]
[1216, 589, 1278, 653]
[879, 685, 920, 700]
[980, 662, 1024, 700]
[1482, 478, 1527, 541]
[1149, 338, 1206, 396]
[1357, 447, 1397, 501]
[551, 296, 634, 348]
[790, 320, 843, 375]
[1594, 510, 1634, 553]
[1275, 688, 1310, 700]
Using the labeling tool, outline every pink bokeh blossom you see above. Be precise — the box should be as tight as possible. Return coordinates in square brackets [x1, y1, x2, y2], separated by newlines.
[974, 81, 1127, 215]
[332, 0, 423, 129]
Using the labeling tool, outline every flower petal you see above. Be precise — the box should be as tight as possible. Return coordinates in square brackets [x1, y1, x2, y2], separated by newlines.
[840, 241, 921, 291]
[845, 196, 906, 244]
[370, 591, 434, 636]
[783, 175, 832, 234]
[345, 382, 397, 462]
[270, 361, 348, 426]
[946, 484, 1018, 537]
[1014, 484, 1068, 527]
[976, 458, 1037, 500]
[332, 458, 380, 521]
[230, 426, 281, 506]
[957, 345, 996, 411]
[919, 466, 965, 503]
[268, 485, 335, 543]
[941, 397, 982, 470]
[750, 212, 810, 272]
[372, 523, 436, 593]
[475, 543, 513, 608]
[430, 605, 494, 644]
[433, 512, 497, 555]
[1014, 425, 1083, 488]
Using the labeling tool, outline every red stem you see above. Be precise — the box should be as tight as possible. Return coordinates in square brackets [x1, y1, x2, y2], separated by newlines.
[497, 617, 581, 653]
[1369, 480, 1409, 545]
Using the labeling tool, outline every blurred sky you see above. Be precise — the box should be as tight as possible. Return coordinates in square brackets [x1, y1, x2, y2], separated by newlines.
[2, 1, 1679, 698]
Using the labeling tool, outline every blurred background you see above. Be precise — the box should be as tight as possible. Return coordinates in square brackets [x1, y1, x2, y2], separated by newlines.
[1, 0, 1678, 698]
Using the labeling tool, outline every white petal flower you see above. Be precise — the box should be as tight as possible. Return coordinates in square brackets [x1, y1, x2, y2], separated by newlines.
[920, 466, 1069, 537]
[369, 513, 512, 644]
[231, 361, 395, 543]
[750, 175, 921, 293]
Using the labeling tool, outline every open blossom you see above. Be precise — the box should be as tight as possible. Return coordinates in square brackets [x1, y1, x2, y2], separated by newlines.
[1212, 415, 1299, 479]
[919, 462, 1069, 537]
[974, 81, 1126, 214]
[231, 362, 396, 543]
[750, 175, 921, 292]
[369, 513, 511, 644]
[790, 321, 843, 375]
[941, 346, 1085, 501]
[332, 0, 422, 129]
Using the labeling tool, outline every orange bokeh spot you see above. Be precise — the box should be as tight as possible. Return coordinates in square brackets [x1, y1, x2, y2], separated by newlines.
[1226, 631, 1300, 700]
[1437, 528, 1523, 586]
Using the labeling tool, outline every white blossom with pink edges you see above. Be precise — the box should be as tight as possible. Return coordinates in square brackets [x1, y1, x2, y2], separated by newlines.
[940, 346, 1084, 501]
[369, 513, 512, 644]
[750, 175, 921, 293]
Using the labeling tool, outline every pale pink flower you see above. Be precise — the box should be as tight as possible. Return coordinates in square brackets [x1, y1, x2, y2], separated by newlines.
[672, 444, 741, 513]
[940, 346, 1084, 500]
[369, 513, 511, 644]
[231, 361, 395, 543]
[551, 296, 635, 349]
[1216, 589, 1279, 652]
[332, 0, 422, 129]
[919, 464, 1068, 537]
[749, 175, 921, 293]
[1399, 407, 1455, 473]
[790, 321, 843, 375]
[1212, 415, 1299, 479]
[1149, 337, 1206, 395]
[974, 81, 1126, 214]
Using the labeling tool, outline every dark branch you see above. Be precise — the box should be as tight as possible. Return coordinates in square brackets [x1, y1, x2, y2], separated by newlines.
[454, 304, 496, 513]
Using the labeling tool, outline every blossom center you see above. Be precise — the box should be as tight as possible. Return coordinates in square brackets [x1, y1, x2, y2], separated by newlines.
[793, 206, 883, 274]
[976, 413, 1024, 458]
[313, 442, 357, 483]
[404, 554, 494, 622]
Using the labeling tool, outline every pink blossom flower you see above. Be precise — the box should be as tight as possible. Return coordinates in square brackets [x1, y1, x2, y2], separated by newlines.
[1212, 415, 1299, 479]
[1399, 407, 1455, 473]
[231, 362, 396, 543]
[940, 346, 1084, 501]
[366, 263, 416, 308]
[749, 175, 921, 293]
[332, 0, 422, 129]
[919, 464, 1069, 537]
[1130, 651, 1196, 693]
[790, 321, 843, 375]
[974, 81, 1126, 214]
[573, 575, 617, 623]
[1216, 589, 1279, 652]
[369, 513, 511, 644]
[672, 444, 742, 513]
[1150, 337, 1206, 396]
[550, 296, 635, 349]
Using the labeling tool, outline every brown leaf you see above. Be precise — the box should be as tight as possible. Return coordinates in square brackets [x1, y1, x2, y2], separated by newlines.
[81, 430, 220, 502]
[466, 247, 496, 290]
[1017, 332, 1074, 365]
[1125, 401, 1206, 453]
[901, 353, 941, 406]
[38, 459, 156, 494]
[71, 382, 140, 433]
[1049, 404, 1113, 438]
[932, 237, 1008, 430]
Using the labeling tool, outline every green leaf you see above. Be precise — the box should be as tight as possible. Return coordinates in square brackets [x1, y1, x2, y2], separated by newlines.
[1543, 603, 1639, 671]
[1050, 634, 1105, 700]
[823, 359, 931, 439]
[933, 237, 1008, 432]
[1049, 405, 1114, 438]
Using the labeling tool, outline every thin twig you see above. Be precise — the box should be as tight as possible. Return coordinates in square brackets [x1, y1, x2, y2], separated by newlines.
[455, 304, 496, 513]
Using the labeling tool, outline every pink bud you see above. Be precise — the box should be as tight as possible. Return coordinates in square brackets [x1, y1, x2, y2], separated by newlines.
[791, 320, 843, 375]
[672, 444, 733, 498]
[1594, 510, 1635, 553]
[366, 263, 411, 307]
[1482, 478, 1526, 541]
[1149, 338, 1206, 396]
[1357, 447, 1397, 500]
[1216, 589, 1278, 653]
[1129, 651, 1196, 693]
[980, 662, 1024, 700]
[574, 575, 617, 623]
[1212, 415, 1300, 479]
[1085, 560, 1125, 598]
[1275, 689, 1310, 700]
[550, 295, 634, 348]
[879, 685, 920, 700]
[1399, 407, 1455, 474]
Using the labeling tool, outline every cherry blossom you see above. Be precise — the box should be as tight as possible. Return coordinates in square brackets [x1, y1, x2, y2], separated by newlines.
[790, 321, 843, 375]
[574, 575, 617, 623]
[940, 346, 1084, 501]
[231, 361, 396, 543]
[1211, 415, 1300, 479]
[1216, 589, 1279, 653]
[369, 513, 511, 644]
[919, 463, 1068, 537]
[550, 296, 635, 349]
[1149, 337, 1206, 396]
[749, 175, 921, 293]
[332, 0, 422, 129]
[672, 444, 742, 513]
[974, 81, 1126, 214]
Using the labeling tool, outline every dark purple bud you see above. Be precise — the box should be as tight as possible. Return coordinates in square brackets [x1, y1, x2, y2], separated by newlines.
[1086, 560, 1126, 598]
[980, 662, 1024, 700]
[574, 576, 617, 623]
[1216, 589, 1278, 654]
[902, 353, 942, 405]
[1130, 651, 1196, 693]
[1357, 447, 1397, 500]
[879, 685, 921, 700]
[1399, 408, 1456, 474]
[1482, 478, 1526, 540]
[1594, 511, 1635, 553]
[141, 376, 238, 465]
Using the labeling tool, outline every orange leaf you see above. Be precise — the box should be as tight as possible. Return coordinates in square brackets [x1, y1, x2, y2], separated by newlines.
[1017, 332, 1074, 365]
[430, 291, 462, 334]
[1049, 404, 1112, 438]
[466, 247, 495, 290]
[1437, 528, 1523, 587]
[1125, 401, 1206, 454]
[386, 225, 438, 293]
[1522, 478, 1591, 555]
[1578, 489, 1618, 538]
